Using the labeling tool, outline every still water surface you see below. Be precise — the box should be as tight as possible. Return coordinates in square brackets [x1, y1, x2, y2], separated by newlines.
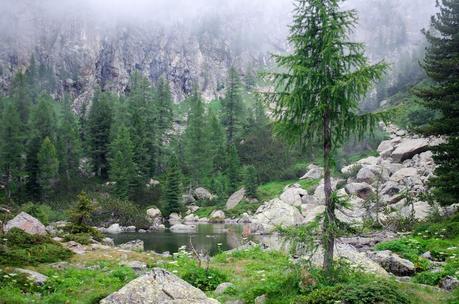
[111, 224, 248, 256]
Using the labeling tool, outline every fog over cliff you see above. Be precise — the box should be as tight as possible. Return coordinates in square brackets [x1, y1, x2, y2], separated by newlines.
[0, 0, 436, 107]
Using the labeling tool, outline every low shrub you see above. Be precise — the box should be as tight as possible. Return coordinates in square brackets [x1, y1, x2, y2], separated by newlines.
[0, 228, 73, 267]
[20, 203, 64, 225]
[92, 195, 150, 228]
[182, 266, 227, 291]
[297, 281, 411, 304]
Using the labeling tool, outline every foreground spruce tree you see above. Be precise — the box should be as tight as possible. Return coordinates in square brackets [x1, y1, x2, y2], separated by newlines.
[264, 0, 387, 272]
[415, 0, 459, 206]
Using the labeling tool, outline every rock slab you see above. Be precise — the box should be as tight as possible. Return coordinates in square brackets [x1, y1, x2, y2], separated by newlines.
[4, 212, 47, 235]
[100, 268, 219, 304]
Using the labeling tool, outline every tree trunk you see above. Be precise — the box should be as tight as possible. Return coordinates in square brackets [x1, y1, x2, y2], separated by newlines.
[322, 110, 335, 273]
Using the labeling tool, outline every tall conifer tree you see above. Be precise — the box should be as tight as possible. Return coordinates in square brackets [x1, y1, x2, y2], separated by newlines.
[264, 0, 387, 272]
[38, 137, 59, 200]
[415, 0, 459, 205]
[222, 67, 244, 145]
[164, 154, 181, 216]
[109, 125, 138, 200]
[88, 90, 113, 179]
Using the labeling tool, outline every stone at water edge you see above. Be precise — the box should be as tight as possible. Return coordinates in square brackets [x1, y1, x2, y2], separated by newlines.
[105, 223, 122, 234]
[169, 213, 182, 225]
[4, 212, 47, 235]
[100, 268, 220, 304]
[255, 294, 267, 304]
[209, 210, 225, 223]
[170, 223, 197, 233]
[146, 207, 162, 222]
[226, 188, 246, 210]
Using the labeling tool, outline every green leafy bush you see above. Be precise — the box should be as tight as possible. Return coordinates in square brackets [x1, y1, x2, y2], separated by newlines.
[297, 281, 411, 304]
[20, 203, 64, 225]
[0, 228, 73, 267]
[182, 266, 227, 291]
[375, 238, 430, 271]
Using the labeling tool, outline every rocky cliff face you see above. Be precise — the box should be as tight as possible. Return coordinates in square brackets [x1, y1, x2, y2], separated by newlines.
[0, 0, 435, 109]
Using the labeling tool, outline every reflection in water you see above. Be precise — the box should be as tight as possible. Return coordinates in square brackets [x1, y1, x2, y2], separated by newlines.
[111, 224, 247, 256]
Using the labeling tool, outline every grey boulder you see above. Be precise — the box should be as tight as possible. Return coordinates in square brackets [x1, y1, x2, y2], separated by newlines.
[4, 212, 47, 235]
[100, 268, 220, 304]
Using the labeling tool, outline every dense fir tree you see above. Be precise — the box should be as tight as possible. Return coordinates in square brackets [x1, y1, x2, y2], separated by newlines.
[57, 98, 82, 182]
[109, 125, 138, 200]
[10, 72, 32, 126]
[264, 0, 387, 272]
[243, 165, 258, 198]
[87, 90, 113, 179]
[206, 109, 227, 172]
[127, 72, 158, 177]
[183, 86, 212, 185]
[25, 94, 57, 199]
[415, 0, 459, 206]
[70, 192, 96, 228]
[37, 137, 59, 200]
[164, 154, 181, 216]
[226, 144, 241, 194]
[154, 76, 174, 173]
[221, 67, 244, 145]
[0, 100, 24, 199]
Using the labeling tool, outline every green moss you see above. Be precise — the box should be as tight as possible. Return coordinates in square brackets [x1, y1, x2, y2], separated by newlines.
[257, 179, 320, 203]
[0, 228, 73, 267]
[0, 265, 136, 304]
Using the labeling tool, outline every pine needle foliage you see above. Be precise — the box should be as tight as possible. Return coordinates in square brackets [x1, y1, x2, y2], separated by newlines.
[263, 0, 388, 272]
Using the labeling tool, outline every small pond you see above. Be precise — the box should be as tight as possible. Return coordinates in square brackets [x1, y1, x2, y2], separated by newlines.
[111, 224, 251, 256]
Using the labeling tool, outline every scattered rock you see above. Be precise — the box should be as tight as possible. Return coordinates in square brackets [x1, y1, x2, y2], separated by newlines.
[120, 260, 148, 272]
[250, 199, 304, 234]
[368, 250, 416, 276]
[255, 294, 267, 304]
[146, 178, 160, 188]
[193, 187, 214, 201]
[226, 188, 246, 210]
[215, 282, 235, 295]
[65, 241, 86, 255]
[238, 213, 251, 223]
[209, 210, 225, 223]
[4, 212, 47, 235]
[170, 224, 197, 233]
[345, 182, 374, 199]
[301, 205, 325, 224]
[390, 168, 418, 183]
[300, 164, 323, 180]
[391, 138, 429, 162]
[280, 184, 309, 207]
[182, 194, 197, 205]
[100, 268, 219, 304]
[356, 166, 377, 184]
[400, 201, 432, 220]
[118, 240, 144, 252]
[439, 276, 459, 291]
[15, 268, 48, 285]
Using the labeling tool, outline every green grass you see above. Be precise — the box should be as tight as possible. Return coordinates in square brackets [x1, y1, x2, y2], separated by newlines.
[376, 214, 459, 287]
[0, 228, 73, 267]
[0, 264, 137, 304]
[257, 179, 320, 203]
